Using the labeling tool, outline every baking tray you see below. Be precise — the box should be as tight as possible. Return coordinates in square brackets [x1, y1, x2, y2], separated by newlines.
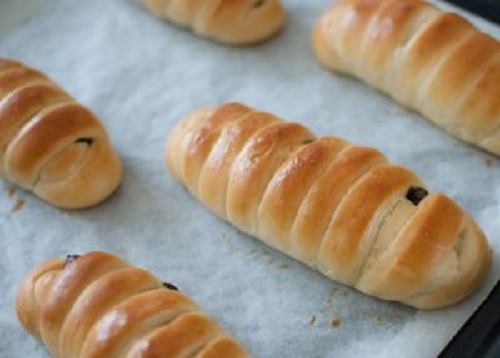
[445, 0, 500, 24]
[0, 1, 499, 357]
[439, 280, 500, 358]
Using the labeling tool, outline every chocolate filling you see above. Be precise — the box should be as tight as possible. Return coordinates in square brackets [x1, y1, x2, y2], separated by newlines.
[75, 137, 94, 146]
[63, 254, 178, 291]
[406, 186, 428, 206]
[64, 254, 81, 268]
[163, 282, 179, 291]
[252, 0, 265, 8]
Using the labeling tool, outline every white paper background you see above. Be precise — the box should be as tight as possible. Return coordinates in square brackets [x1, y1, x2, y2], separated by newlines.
[0, 1, 498, 357]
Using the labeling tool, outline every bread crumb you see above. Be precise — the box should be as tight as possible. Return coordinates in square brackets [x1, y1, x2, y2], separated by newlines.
[319, 287, 338, 314]
[485, 158, 493, 167]
[280, 263, 290, 269]
[4, 186, 16, 198]
[11, 198, 26, 213]
[331, 319, 342, 328]
[373, 315, 384, 325]
[309, 315, 316, 326]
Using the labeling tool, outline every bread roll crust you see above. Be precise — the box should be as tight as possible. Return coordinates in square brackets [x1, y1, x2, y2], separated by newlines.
[166, 103, 491, 309]
[142, 0, 285, 44]
[312, 0, 500, 155]
[16, 251, 248, 358]
[0, 59, 122, 208]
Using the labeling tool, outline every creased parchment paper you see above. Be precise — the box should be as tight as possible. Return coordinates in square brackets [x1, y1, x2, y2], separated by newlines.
[0, 1, 498, 357]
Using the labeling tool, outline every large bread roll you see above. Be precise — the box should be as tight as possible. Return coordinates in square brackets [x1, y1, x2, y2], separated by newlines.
[312, 0, 500, 155]
[16, 251, 248, 358]
[141, 0, 285, 44]
[0, 58, 122, 209]
[166, 102, 491, 309]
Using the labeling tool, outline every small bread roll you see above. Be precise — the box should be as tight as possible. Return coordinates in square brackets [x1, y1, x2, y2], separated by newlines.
[16, 251, 249, 358]
[166, 102, 491, 309]
[0, 58, 122, 209]
[141, 0, 285, 44]
[312, 0, 500, 155]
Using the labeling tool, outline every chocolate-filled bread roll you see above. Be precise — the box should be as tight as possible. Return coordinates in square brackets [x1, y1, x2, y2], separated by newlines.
[16, 251, 249, 358]
[313, 0, 500, 155]
[0, 58, 122, 208]
[166, 102, 491, 309]
[142, 0, 285, 44]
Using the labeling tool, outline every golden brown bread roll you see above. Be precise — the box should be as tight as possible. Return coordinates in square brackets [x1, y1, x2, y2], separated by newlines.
[16, 251, 249, 358]
[0, 58, 122, 209]
[166, 102, 491, 309]
[312, 0, 500, 155]
[141, 0, 285, 44]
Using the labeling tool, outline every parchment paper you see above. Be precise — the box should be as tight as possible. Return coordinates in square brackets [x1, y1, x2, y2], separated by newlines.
[0, 1, 499, 357]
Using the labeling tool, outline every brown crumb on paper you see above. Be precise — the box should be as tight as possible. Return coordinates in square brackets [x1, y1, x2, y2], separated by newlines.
[11, 198, 26, 213]
[331, 319, 342, 328]
[485, 158, 493, 167]
[309, 315, 316, 326]
[373, 315, 384, 326]
[4, 186, 16, 198]
[319, 287, 338, 314]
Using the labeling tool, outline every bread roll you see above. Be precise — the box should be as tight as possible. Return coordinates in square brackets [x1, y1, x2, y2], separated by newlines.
[166, 102, 491, 309]
[141, 0, 285, 44]
[0, 58, 122, 209]
[312, 0, 500, 155]
[16, 251, 248, 358]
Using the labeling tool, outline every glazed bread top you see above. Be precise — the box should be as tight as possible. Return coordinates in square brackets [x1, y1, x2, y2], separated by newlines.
[312, 0, 500, 155]
[0, 58, 122, 209]
[142, 0, 285, 44]
[166, 103, 491, 309]
[16, 251, 249, 358]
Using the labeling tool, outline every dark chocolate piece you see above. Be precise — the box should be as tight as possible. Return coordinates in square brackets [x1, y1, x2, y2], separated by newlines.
[406, 186, 428, 206]
[75, 137, 94, 146]
[163, 282, 179, 291]
[64, 254, 81, 268]
[252, 0, 265, 9]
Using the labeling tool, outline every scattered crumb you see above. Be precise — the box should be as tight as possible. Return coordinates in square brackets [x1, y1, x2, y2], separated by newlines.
[4, 186, 16, 198]
[331, 319, 342, 328]
[309, 315, 316, 326]
[280, 263, 290, 269]
[373, 315, 384, 326]
[11, 198, 26, 213]
[485, 158, 493, 167]
[319, 287, 338, 314]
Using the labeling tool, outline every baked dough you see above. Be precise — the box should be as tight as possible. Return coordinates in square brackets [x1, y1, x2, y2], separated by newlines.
[312, 0, 500, 155]
[16, 251, 248, 358]
[166, 102, 491, 309]
[141, 0, 285, 44]
[0, 58, 122, 209]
